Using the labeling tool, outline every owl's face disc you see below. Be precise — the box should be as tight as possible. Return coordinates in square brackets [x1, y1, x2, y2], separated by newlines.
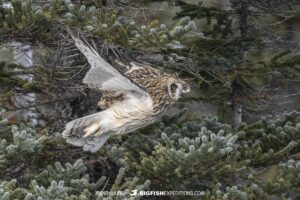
[167, 76, 190, 101]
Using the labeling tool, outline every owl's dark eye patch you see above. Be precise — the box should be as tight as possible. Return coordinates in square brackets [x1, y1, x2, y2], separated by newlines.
[171, 83, 177, 91]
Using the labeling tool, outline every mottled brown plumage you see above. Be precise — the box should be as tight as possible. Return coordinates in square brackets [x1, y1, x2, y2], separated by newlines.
[98, 62, 176, 115]
[98, 91, 124, 109]
[63, 32, 190, 152]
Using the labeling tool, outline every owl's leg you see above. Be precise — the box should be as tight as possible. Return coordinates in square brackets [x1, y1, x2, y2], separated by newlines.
[98, 91, 124, 109]
[97, 98, 111, 110]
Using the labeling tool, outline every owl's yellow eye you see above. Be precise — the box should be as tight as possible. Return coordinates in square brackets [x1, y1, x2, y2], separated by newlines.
[171, 84, 177, 91]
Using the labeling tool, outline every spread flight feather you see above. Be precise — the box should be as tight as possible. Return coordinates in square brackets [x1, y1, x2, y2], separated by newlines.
[69, 31, 148, 97]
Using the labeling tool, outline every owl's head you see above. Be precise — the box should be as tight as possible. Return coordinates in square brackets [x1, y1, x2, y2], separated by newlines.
[167, 75, 190, 101]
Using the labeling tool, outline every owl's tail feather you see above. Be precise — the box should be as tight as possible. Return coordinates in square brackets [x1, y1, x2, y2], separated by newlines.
[62, 112, 111, 153]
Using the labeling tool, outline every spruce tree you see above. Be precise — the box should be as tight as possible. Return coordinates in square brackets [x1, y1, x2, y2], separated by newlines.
[0, 1, 299, 199]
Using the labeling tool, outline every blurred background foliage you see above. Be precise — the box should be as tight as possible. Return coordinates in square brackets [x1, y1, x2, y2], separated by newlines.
[0, 0, 300, 199]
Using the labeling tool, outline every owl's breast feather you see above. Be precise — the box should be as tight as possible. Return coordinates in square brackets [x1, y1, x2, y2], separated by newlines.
[101, 94, 155, 135]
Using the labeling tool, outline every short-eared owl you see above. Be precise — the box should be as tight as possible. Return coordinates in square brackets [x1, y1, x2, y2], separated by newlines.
[62, 32, 190, 152]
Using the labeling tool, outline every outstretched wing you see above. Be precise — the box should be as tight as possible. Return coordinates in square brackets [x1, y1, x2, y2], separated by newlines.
[69, 30, 148, 97]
